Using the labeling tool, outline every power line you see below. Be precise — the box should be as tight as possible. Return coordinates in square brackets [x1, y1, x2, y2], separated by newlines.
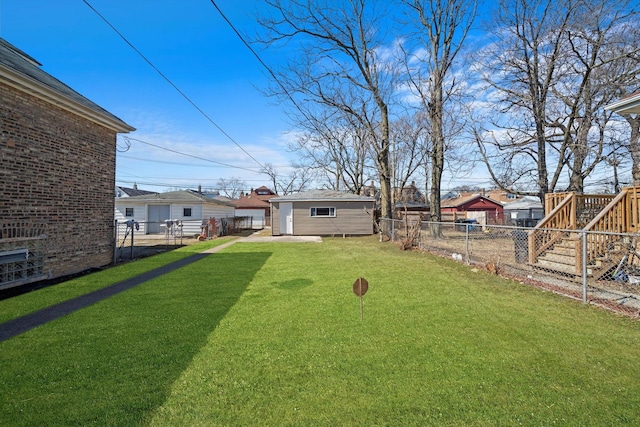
[122, 136, 260, 173]
[208, 0, 308, 118]
[82, 0, 266, 171]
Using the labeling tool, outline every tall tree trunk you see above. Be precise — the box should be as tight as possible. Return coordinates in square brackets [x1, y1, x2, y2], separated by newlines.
[627, 115, 640, 186]
[429, 88, 444, 224]
[379, 102, 393, 220]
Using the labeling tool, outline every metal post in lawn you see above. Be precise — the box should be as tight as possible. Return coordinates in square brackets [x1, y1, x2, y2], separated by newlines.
[582, 230, 588, 304]
[113, 219, 118, 265]
[130, 222, 134, 260]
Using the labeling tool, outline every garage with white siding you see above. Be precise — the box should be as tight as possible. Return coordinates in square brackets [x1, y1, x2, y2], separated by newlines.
[115, 190, 236, 236]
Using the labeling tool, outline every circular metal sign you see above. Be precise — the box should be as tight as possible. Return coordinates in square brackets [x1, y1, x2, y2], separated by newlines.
[352, 277, 369, 296]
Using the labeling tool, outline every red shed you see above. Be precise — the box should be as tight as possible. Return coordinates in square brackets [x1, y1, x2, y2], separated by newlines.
[441, 194, 504, 224]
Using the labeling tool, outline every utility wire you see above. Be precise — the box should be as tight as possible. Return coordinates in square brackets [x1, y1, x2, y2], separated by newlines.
[82, 0, 266, 171]
[122, 136, 260, 174]
[209, 0, 309, 119]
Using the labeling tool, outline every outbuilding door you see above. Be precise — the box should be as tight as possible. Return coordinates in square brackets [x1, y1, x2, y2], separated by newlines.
[147, 205, 170, 234]
[279, 203, 293, 234]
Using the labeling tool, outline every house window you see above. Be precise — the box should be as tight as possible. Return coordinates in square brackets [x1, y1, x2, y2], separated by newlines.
[183, 208, 192, 217]
[507, 193, 517, 200]
[310, 207, 336, 217]
[125, 208, 134, 217]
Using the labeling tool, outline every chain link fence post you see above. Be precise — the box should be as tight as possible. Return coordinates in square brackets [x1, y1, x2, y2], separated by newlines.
[465, 223, 470, 264]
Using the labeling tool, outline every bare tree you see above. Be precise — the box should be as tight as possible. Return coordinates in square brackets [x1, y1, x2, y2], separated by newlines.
[258, 0, 398, 219]
[216, 177, 247, 199]
[261, 162, 315, 195]
[401, 0, 477, 224]
[552, 0, 640, 192]
[389, 112, 429, 202]
[288, 106, 371, 194]
[474, 0, 639, 202]
[473, 0, 575, 204]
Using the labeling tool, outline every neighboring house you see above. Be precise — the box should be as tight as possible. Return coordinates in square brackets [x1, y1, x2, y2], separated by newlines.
[360, 181, 379, 198]
[232, 186, 278, 228]
[441, 194, 505, 225]
[116, 184, 157, 198]
[394, 181, 425, 204]
[189, 185, 221, 200]
[485, 189, 519, 204]
[270, 189, 375, 236]
[605, 91, 640, 114]
[0, 38, 134, 289]
[443, 189, 518, 204]
[503, 196, 544, 226]
[114, 190, 236, 236]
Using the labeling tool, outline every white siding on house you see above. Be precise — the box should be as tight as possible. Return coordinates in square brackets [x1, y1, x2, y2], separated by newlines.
[237, 208, 266, 229]
[114, 203, 149, 234]
[202, 204, 235, 221]
[169, 204, 203, 221]
[114, 191, 236, 236]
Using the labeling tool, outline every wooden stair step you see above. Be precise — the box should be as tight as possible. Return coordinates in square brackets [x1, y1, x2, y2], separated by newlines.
[539, 251, 575, 264]
[535, 258, 577, 275]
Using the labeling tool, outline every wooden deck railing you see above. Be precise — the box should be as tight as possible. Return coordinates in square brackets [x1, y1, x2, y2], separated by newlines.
[579, 187, 640, 269]
[529, 193, 575, 263]
[529, 187, 640, 273]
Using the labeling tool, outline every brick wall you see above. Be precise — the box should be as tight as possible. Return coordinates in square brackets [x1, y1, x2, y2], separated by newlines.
[1, 82, 117, 279]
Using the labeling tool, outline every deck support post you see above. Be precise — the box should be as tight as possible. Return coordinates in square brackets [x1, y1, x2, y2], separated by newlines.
[582, 230, 588, 304]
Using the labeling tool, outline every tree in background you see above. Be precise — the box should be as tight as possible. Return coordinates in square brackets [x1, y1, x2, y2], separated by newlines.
[258, 0, 397, 219]
[401, 0, 477, 225]
[260, 162, 315, 195]
[287, 104, 371, 194]
[474, 0, 640, 204]
[216, 177, 247, 199]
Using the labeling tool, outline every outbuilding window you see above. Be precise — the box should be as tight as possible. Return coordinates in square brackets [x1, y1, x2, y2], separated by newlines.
[310, 207, 336, 217]
[183, 208, 192, 217]
[125, 208, 134, 217]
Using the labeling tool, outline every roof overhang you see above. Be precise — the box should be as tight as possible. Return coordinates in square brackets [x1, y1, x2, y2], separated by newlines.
[0, 64, 135, 133]
[605, 92, 640, 115]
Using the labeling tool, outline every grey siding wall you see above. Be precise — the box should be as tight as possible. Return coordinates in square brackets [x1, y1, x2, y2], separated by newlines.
[291, 201, 374, 235]
[271, 204, 281, 235]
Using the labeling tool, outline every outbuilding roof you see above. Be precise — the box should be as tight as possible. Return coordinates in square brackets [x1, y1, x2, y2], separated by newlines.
[116, 190, 236, 207]
[441, 194, 502, 208]
[0, 37, 134, 133]
[503, 196, 543, 210]
[271, 189, 375, 203]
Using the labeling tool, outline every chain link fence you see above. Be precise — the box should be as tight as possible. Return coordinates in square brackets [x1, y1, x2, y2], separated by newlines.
[381, 218, 640, 317]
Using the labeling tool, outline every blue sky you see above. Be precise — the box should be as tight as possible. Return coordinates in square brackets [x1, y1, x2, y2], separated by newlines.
[1, 1, 293, 192]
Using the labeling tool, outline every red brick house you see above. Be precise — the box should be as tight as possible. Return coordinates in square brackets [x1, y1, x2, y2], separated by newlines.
[0, 38, 134, 289]
[232, 186, 278, 227]
[441, 194, 504, 225]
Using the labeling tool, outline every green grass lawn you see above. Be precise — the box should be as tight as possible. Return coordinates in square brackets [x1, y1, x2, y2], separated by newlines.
[0, 238, 234, 324]
[1, 236, 640, 426]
